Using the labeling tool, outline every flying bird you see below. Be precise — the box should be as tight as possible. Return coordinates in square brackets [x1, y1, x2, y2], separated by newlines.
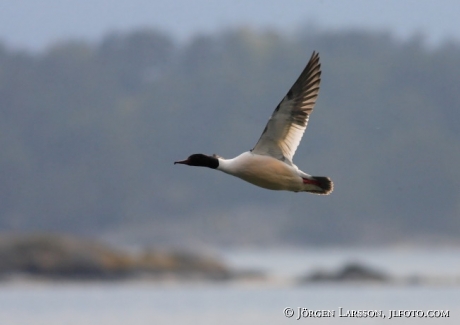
[175, 51, 333, 194]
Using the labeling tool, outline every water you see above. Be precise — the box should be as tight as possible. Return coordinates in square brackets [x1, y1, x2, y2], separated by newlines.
[0, 248, 459, 325]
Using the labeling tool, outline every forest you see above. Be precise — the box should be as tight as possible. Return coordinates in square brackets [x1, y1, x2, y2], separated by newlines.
[0, 27, 459, 246]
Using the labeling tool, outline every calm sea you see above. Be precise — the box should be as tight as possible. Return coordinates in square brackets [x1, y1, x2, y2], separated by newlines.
[0, 248, 459, 325]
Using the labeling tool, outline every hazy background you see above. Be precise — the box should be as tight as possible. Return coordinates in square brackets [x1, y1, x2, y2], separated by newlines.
[2, 0, 460, 51]
[1, 0, 459, 249]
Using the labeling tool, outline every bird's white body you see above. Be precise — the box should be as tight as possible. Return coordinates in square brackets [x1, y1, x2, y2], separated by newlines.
[218, 152, 303, 191]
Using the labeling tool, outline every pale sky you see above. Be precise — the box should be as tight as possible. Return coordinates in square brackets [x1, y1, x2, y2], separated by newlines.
[1, 0, 459, 51]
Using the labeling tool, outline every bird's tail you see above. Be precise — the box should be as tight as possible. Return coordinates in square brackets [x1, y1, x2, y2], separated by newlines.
[302, 176, 334, 195]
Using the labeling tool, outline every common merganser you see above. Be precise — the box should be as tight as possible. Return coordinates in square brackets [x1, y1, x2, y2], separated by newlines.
[175, 51, 333, 195]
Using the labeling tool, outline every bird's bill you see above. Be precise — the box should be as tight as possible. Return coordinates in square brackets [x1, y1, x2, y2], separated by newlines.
[174, 158, 190, 165]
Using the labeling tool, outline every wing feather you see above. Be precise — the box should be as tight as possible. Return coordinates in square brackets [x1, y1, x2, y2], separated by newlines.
[252, 51, 321, 163]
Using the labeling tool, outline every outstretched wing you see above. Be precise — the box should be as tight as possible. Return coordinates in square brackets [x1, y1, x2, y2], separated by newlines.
[252, 51, 321, 163]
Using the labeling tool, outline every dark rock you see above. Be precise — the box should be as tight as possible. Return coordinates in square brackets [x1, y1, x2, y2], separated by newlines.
[301, 262, 390, 283]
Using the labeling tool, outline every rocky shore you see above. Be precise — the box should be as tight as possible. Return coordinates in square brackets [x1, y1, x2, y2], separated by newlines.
[0, 234, 231, 281]
[1, 234, 457, 286]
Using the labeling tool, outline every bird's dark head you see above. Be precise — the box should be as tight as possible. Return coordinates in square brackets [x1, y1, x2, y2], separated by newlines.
[174, 154, 219, 169]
